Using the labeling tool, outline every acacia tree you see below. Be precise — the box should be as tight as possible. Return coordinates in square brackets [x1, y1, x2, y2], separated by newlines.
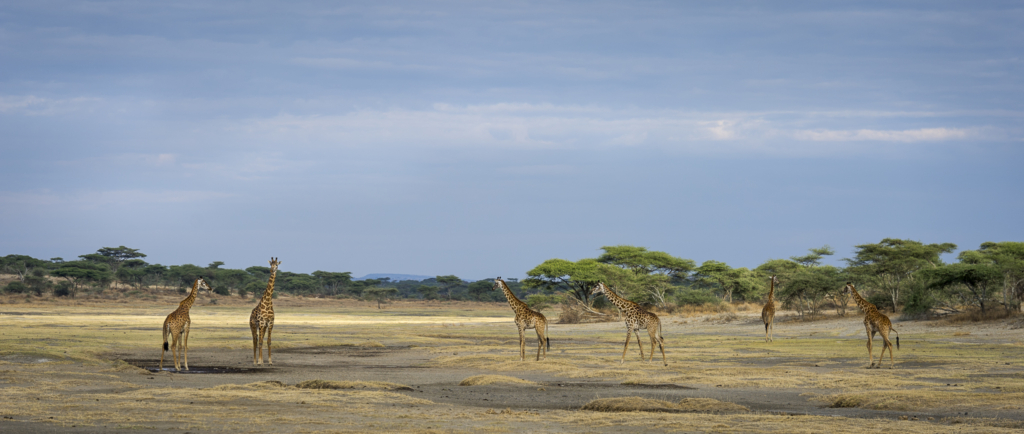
[975, 242, 1024, 313]
[922, 262, 1001, 313]
[695, 260, 763, 302]
[80, 246, 146, 275]
[1, 254, 49, 283]
[597, 245, 696, 306]
[845, 238, 956, 311]
[524, 258, 627, 313]
[363, 287, 399, 308]
[51, 261, 112, 298]
[312, 271, 353, 296]
[435, 275, 463, 300]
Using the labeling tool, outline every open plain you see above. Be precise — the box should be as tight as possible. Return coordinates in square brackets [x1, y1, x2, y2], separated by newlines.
[1, 294, 1023, 433]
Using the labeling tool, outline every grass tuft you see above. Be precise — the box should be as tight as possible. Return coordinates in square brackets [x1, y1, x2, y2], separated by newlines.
[458, 375, 535, 386]
[581, 397, 680, 412]
[295, 379, 412, 390]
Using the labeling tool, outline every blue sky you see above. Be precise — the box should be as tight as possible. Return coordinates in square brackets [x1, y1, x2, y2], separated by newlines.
[1, 1, 1022, 279]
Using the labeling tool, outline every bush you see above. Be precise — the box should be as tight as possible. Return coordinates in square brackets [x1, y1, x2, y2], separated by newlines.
[867, 292, 895, 313]
[212, 285, 230, 296]
[525, 294, 559, 311]
[675, 288, 721, 306]
[4, 281, 28, 294]
[54, 281, 72, 297]
[901, 284, 934, 318]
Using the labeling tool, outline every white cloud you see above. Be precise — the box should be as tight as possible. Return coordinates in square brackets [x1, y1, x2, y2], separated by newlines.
[0, 95, 99, 115]
[226, 104, 988, 155]
[793, 128, 971, 142]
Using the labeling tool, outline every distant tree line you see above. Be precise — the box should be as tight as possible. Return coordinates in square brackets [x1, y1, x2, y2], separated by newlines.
[0, 246, 545, 304]
[524, 240, 1024, 318]
[4, 239, 1022, 317]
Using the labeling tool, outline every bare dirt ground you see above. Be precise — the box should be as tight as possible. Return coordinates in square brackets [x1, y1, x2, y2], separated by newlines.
[1, 293, 1023, 433]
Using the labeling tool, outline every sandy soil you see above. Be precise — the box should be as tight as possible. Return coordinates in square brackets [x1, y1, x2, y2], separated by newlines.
[1, 295, 1023, 433]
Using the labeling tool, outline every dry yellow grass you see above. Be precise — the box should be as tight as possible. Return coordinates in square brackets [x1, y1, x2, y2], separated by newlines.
[458, 375, 535, 386]
[581, 396, 748, 413]
[296, 379, 413, 390]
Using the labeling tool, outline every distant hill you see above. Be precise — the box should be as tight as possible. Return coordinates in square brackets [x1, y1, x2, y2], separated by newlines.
[356, 273, 435, 282]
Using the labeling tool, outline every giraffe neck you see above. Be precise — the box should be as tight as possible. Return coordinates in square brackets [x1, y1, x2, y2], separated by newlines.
[180, 281, 199, 310]
[602, 286, 634, 311]
[767, 279, 775, 303]
[260, 267, 278, 306]
[499, 282, 529, 311]
[849, 286, 874, 313]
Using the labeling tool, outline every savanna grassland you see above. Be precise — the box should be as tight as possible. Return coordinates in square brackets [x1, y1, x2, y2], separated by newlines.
[1, 293, 1023, 433]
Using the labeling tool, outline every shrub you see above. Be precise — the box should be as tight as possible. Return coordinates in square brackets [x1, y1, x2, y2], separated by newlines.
[675, 288, 721, 306]
[212, 285, 230, 296]
[4, 281, 28, 294]
[53, 281, 72, 297]
[867, 292, 895, 313]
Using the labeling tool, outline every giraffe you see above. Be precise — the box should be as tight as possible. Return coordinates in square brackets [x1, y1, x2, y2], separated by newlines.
[161, 277, 211, 371]
[761, 275, 778, 343]
[592, 282, 666, 366]
[250, 257, 280, 366]
[844, 282, 900, 369]
[492, 277, 549, 361]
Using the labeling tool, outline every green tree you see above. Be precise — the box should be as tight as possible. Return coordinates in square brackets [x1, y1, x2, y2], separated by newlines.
[781, 266, 845, 318]
[80, 246, 147, 276]
[921, 263, 1002, 313]
[51, 261, 112, 298]
[597, 245, 696, 306]
[417, 284, 439, 300]
[790, 245, 835, 267]
[435, 275, 463, 300]
[363, 287, 399, 308]
[524, 258, 621, 310]
[694, 260, 761, 302]
[845, 238, 956, 311]
[597, 245, 696, 277]
[312, 271, 353, 296]
[1, 254, 49, 283]
[974, 242, 1024, 313]
[115, 258, 148, 289]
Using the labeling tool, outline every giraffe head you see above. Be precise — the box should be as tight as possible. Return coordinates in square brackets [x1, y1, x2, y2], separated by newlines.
[843, 282, 855, 295]
[591, 282, 608, 296]
[268, 257, 281, 271]
[197, 277, 212, 293]
[771, 275, 779, 286]
[492, 277, 506, 291]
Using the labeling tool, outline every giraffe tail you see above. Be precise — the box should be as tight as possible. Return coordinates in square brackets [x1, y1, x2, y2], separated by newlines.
[546, 323, 551, 350]
[162, 323, 169, 351]
[893, 328, 899, 350]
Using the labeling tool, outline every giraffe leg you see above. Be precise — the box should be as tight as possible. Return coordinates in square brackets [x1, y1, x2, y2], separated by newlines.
[534, 326, 545, 361]
[183, 323, 190, 371]
[250, 324, 259, 366]
[635, 329, 646, 361]
[621, 329, 632, 364]
[519, 327, 527, 362]
[881, 330, 894, 369]
[868, 330, 877, 368]
[266, 323, 274, 365]
[171, 331, 180, 371]
[769, 318, 774, 342]
[647, 328, 658, 363]
[257, 325, 266, 366]
[160, 323, 168, 370]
